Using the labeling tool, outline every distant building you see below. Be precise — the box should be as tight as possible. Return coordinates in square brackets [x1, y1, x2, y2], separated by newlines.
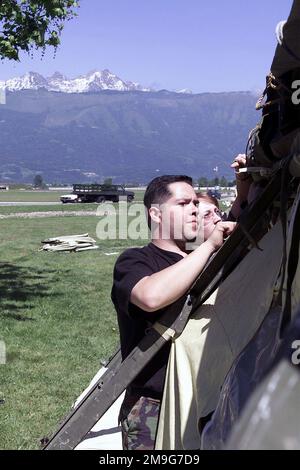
[0, 185, 9, 191]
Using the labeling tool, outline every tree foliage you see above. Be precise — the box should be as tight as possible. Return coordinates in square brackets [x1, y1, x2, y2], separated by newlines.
[0, 0, 79, 60]
[33, 173, 46, 188]
[198, 175, 231, 188]
[103, 177, 113, 186]
[197, 176, 208, 188]
[220, 176, 228, 187]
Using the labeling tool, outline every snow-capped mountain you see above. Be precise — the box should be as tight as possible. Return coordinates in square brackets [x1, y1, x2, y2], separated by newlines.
[0, 69, 151, 93]
[1, 72, 49, 91]
[176, 88, 193, 94]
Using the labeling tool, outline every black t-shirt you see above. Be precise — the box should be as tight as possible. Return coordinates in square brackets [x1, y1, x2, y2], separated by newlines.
[111, 242, 184, 399]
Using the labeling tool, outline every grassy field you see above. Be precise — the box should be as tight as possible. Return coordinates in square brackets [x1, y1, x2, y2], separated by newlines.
[0, 201, 145, 216]
[0, 213, 147, 449]
[0, 204, 97, 215]
[0, 189, 145, 203]
[0, 190, 64, 202]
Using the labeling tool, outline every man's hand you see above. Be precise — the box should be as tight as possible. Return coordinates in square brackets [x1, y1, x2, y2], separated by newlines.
[131, 221, 236, 312]
[231, 153, 253, 202]
[229, 153, 253, 219]
[230, 153, 247, 176]
[206, 221, 237, 251]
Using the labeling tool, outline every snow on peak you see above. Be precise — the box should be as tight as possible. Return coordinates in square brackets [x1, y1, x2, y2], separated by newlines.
[0, 69, 151, 94]
[0, 71, 48, 91]
[48, 71, 67, 81]
[176, 88, 193, 94]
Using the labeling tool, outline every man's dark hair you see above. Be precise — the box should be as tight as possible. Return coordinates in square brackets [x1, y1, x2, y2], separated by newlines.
[143, 175, 193, 228]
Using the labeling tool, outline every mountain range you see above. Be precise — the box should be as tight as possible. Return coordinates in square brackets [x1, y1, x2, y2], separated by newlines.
[0, 73, 260, 184]
[0, 70, 152, 94]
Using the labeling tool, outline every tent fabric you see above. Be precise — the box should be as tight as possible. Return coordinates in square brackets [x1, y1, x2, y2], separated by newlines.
[226, 360, 300, 450]
[226, 300, 300, 449]
[199, 188, 300, 450]
[74, 366, 124, 450]
[200, 304, 283, 449]
[271, 0, 300, 76]
[155, 222, 283, 450]
[284, 184, 300, 316]
[224, 303, 300, 450]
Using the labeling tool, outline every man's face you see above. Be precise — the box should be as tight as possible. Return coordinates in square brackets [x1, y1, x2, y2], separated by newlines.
[198, 200, 222, 240]
[158, 182, 199, 241]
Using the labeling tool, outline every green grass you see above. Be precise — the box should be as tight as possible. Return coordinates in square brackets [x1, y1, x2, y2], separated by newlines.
[0, 189, 145, 203]
[0, 215, 147, 449]
[0, 203, 97, 215]
[0, 190, 64, 202]
[0, 201, 145, 216]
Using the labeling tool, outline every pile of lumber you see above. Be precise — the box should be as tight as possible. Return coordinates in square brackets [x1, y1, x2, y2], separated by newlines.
[40, 233, 98, 252]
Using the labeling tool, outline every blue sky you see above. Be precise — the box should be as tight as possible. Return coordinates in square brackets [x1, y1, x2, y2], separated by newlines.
[0, 0, 293, 92]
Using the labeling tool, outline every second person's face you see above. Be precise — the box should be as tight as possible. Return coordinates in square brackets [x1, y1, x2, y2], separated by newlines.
[198, 200, 222, 240]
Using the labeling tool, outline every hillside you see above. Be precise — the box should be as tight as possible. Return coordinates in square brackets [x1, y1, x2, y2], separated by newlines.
[0, 89, 259, 183]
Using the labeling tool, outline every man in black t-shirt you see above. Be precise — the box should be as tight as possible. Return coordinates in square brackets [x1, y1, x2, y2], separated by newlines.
[111, 175, 235, 450]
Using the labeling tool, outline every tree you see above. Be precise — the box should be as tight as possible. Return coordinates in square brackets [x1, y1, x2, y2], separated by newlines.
[103, 177, 113, 186]
[220, 176, 228, 188]
[213, 177, 219, 187]
[0, 1, 79, 61]
[33, 173, 45, 188]
[197, 176, 208, 189]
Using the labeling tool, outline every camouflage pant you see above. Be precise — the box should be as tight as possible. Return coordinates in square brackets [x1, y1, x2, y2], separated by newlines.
[118, 394, 160, 450]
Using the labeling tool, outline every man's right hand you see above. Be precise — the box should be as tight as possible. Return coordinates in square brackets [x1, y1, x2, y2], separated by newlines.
[231, 153, 253, 202]
[206, 221, 237, 251]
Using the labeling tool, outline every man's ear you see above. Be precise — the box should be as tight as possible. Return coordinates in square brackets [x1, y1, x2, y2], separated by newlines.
[149, 205, 161, 225]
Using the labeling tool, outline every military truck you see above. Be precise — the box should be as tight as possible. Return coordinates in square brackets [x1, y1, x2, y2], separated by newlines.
[207, 188, 221, 200]
[60, 184, 135, 203]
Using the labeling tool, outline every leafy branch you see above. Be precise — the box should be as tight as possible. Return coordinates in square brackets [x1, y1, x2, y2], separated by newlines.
[0, 0, 80, 60]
